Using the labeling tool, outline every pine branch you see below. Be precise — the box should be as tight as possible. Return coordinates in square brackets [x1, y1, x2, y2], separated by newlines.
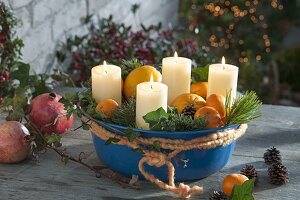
[225, 91, 262, 125]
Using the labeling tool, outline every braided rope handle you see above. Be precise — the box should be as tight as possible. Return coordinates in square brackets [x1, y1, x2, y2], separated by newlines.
[91, 122, 248, 198]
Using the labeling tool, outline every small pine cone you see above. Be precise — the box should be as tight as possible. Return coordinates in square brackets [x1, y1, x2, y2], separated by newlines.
[209, 190, 228, 200]
[263, 146, 282, 165]
[240, 164, 258, 185]
[268, 163, 289, 185]
[182, 104, 196, 118]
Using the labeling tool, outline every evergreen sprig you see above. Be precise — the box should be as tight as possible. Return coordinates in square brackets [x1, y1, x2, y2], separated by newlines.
[121, 59, 143, 78]
[225, 91, 262, 125]
[111, 98, 136, 127]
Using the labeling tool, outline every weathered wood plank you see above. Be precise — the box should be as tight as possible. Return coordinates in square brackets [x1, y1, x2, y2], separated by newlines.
[0, 104, 299, 199]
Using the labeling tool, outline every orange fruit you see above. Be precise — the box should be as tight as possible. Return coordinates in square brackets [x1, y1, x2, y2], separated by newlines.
[190, 82, 208, 99]
[95, 99, 119, 118]
[171, 93, 206, 113]
[123, 65, 162, 99]
[206, 94, 226, 117]
[194, 106, 223, 129]
[222, 173, 249, 196]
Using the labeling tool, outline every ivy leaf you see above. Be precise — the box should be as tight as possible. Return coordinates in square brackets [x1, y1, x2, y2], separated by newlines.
[105, 137, 120, 145]
[143, 107, 168, 130]
[231, 179, 255, 200]
[192, 64, 209, 82]
[125, 129, 140, 142]
[150, 141, 161, 152]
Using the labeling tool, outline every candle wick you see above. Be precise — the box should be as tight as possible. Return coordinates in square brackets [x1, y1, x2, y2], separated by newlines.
[105, 70, 108, 74]
[222, 65, 225, 70]
[151, 84, 153, 89]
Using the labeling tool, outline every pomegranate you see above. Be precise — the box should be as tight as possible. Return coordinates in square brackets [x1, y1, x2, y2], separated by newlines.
[28, 93, 74, 134]
[0, 121, 31, 163]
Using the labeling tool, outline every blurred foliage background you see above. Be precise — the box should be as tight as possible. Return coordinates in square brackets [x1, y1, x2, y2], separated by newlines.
[178, 0, 300, 106]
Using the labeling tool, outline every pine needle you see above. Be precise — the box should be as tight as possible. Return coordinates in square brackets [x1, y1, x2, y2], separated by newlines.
[225, 91, 262, 125]
[111, 98, 136, 127]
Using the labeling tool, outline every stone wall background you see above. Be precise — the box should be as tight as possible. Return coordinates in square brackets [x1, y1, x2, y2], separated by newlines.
[2, 0, 178, 73]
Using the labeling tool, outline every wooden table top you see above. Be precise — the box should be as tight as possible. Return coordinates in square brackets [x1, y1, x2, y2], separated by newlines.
[0, 104, 299, 200]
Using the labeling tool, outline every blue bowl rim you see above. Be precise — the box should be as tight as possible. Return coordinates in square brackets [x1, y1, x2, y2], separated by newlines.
[94, 119, 240, 138]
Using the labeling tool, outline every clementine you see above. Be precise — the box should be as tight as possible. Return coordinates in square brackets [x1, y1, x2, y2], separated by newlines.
[222, 173, 249, 196]
[171, 93, 206, 113]
[123, 65, 161, 99]
[190, 82, 208, 99]
[206, 94, 226, 117]
[194, 106, 223, 129]
[95, 99, 119, 118]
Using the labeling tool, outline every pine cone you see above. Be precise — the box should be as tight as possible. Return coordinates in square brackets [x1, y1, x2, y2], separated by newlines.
[263, 146, 282, 165]
[182, 104, 196, 118]
[240, 164, 258, 185]
[268, 163, 289, 185]
[209, 190, 228, 200]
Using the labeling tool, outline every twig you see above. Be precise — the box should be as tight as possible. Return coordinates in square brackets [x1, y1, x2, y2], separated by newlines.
[24, 116, 140, 189]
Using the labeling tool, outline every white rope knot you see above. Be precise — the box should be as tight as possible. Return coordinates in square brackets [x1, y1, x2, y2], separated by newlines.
[174, 183, 203, 199]
[144, 152, 167, 167]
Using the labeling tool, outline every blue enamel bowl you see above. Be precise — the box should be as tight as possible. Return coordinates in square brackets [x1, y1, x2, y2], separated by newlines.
[91, 121, 239, 182]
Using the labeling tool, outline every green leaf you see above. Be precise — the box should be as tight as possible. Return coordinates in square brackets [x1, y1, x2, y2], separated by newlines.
[131, 3, 140, 14]
[62, 156, 69, 165]
[191, 64, 209, 82]
[10, 62, 30, 87]
[51, 74, 63, 81]
[82, 122, 90, 130]
[32, 76, 51, 97]
[125, 129, 141, 142]
[143, 107, 169, 130]
[105, 137, 121, 145]
[231, 179, 255, 200]
[45, 134, 61, 144]
[150, 141, 161, 152]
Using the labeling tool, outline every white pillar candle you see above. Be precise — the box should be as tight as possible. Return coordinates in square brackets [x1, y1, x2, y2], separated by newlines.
[136, 76, 168, 130]
[91, 61, 122, 105]
[162, 52, 191, 104]
[207, 57, 239, 102]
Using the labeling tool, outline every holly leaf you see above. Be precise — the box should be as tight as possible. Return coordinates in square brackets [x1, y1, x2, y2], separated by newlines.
[231, 179, 255, 200]
[143, 107, 168, 130]
[125, 129, 140, 142]
[192, 64, 209, 82]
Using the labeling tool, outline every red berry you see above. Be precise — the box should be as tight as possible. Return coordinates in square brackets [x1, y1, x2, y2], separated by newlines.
[2, 70, 9, 80]
[0, 76, 6, 82]
[0, 97, 4, 105]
